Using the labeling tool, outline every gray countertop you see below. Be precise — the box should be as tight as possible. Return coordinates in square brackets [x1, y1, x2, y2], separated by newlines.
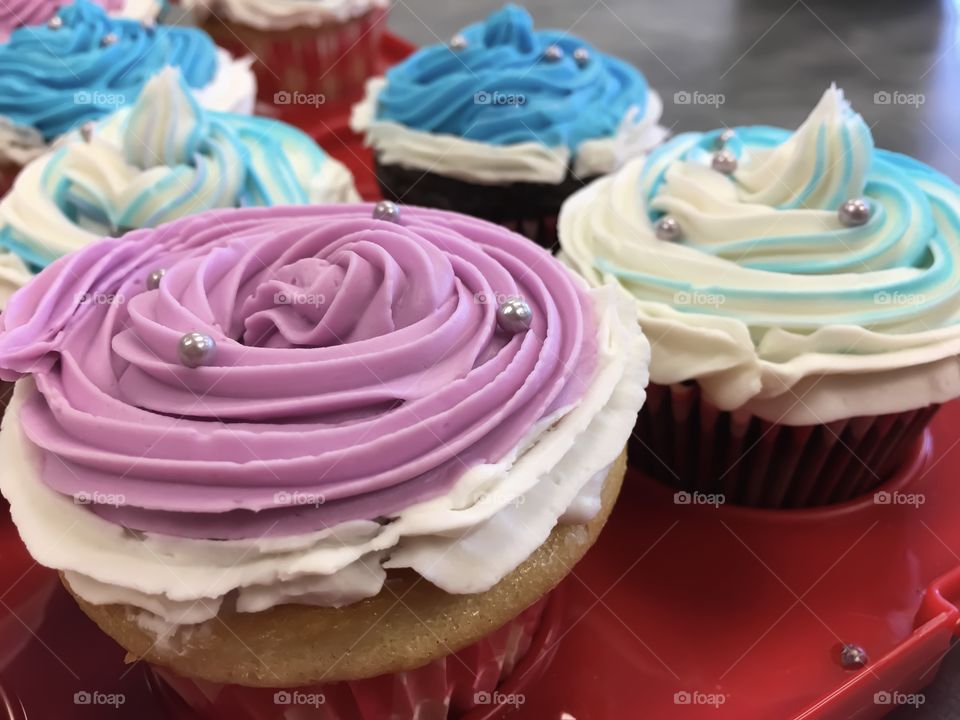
[388, 1, 960, 717]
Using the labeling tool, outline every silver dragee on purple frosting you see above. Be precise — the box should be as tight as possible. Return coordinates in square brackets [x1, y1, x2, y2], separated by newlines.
[0, 204, 598, 539]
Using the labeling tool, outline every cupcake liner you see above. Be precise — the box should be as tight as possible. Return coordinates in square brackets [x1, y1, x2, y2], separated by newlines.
[0, 162, 20, 198]
[153, 592, 556, 720]
[201, 7, 388, 108]
[375, 158, 593, 251]
[631, 382, 940, 508]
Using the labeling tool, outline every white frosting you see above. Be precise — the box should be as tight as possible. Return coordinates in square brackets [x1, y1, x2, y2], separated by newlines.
[559, 154, 960, 424]
[0, 252, 32, 311]
[194, 48, 257, 116]
[183, 0, 388, 30]
[0, 48, 256, 168]
[351, 77, 667, 185]
[116, 0, 163, 21]
[1, 286, 648, 626]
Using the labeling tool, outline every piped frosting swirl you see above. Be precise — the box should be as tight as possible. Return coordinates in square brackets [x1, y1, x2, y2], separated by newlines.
[0, 69, 358, 269]
[0, 205, 605, 540]
[560, 86, 960, 422]
[0, 0, 220, 141]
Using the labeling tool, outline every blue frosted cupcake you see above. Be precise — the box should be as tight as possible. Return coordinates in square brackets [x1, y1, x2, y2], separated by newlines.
[560, 86, 960, 507]
[0, 0, 255, 185]
[351, 4, 666, 248]
[0, 68, 357, 270]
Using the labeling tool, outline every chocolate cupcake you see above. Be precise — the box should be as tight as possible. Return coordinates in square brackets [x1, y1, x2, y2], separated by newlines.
[352, 4, 666, 249]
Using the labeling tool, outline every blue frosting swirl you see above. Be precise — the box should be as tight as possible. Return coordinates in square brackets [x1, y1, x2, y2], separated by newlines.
[588, 87, 960, 332]
[0, 69, 344, 270]
[0, 0, 218, 141]
[375, 4, 652, 152]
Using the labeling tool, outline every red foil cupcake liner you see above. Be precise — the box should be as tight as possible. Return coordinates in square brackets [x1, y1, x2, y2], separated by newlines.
[203, 6, 388, 108]
[153, 592, 558, 720]
[631, 382, 941, 508]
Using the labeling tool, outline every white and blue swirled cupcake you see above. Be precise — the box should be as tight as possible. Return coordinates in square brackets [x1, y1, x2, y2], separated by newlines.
[351, 4, 666, 249]
[0, 68, 358, 272]
[560, 85, 960, 508]
[0, 0, 255, 187]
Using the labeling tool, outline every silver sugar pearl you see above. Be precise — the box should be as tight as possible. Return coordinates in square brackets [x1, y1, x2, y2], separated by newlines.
[101, 32, 118, 47]
[372, 200, 401, 223]
[573, 47, 590, 67]
[496, 297, 533, 334]
[79, 122, 94, 143]
[543, 45, 564, 62]
[449, 34, 468, 50]
[711, 149, 738, 175]
[47, 15, 63, 29]
[654, 216, 682, 241]
[839, 643, 869, 669]
[146, 268, 166, 290]
[177, 332, 216, 368]
[838, 197, 872, 227]
[717, 128, 735, 146]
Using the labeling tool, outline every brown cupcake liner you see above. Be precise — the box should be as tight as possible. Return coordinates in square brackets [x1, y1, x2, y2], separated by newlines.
[153, 593, 552, 720]
[199, 6, 388, 106]
[375, 157, 596, 251]
[631, 382, 940, 508]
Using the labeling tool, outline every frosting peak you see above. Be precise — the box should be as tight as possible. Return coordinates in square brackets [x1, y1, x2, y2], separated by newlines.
[643, 85, 925, 274]
[482, 5, 537, 51]
[735, 85, 874, 209]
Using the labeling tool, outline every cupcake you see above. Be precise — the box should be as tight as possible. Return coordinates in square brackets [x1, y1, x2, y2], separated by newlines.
[183, 0, 389, 107]
[351, 4, 667, 249]
[0, 68, 358, 271]
[0, 0, 256, 190]
[560, 85, 960, 508]
[0, 0, 161, 42]
[0, 202, 647, 719]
